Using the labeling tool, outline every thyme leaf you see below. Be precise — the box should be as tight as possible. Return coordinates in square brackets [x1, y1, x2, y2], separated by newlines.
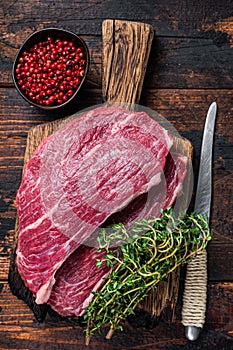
[84, 208, 212, 343]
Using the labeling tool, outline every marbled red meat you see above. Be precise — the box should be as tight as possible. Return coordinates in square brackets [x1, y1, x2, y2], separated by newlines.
[48, 245, 109, 316]
[16, 106, 173, 305]
[48, 152, 187, 317]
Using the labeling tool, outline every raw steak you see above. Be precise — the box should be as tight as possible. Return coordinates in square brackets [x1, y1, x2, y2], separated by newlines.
[106, 151, 188, 225]
[48, 245, 110, 317]
[48, 152, 187, 317]
[16, 106, 173, 304]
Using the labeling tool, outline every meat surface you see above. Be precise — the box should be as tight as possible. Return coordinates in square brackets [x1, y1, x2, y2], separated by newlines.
[48, 152, 188, 317]
[108, 151, 188, 225]
[48, 245, 109, 316]
[16, 106, 173, 304]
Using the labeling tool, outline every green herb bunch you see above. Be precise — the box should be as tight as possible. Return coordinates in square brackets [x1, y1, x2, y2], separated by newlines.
[84, 208, 212, 344]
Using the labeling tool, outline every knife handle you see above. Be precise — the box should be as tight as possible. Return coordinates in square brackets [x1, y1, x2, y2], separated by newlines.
[182, 250, 207, 339]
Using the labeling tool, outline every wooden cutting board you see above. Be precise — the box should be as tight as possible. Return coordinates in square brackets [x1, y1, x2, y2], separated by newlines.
[9, 19, 192, 324]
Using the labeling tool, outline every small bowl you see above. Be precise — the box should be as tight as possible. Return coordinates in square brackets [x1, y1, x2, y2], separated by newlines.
[12, 28, 89, 110]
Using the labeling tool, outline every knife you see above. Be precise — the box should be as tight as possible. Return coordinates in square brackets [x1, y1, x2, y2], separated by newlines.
[181, 102, 217, 341]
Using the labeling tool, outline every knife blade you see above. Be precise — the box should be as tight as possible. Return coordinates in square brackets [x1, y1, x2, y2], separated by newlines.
[181, 102, 217, 341]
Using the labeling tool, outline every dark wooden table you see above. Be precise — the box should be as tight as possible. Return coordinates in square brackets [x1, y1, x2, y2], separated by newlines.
[1, 1, 233, 349]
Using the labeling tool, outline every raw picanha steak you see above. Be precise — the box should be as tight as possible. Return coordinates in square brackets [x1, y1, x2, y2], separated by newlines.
[47, 151, 187, 317]
[16, 106, 173, 305]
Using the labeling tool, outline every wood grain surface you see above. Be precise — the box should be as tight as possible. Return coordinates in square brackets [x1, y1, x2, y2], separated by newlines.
[1, 1, 233, 349]
[102, 20, 154, 104]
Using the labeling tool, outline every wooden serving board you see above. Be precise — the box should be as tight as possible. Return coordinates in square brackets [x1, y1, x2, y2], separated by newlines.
[9, 20, 192, 324]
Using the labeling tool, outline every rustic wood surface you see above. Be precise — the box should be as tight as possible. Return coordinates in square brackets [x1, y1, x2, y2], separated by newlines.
[102, 20, 154, 104]
[1, 1, 233, 349]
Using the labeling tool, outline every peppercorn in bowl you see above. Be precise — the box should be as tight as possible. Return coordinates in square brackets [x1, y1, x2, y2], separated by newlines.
[12, 28, 89, 110]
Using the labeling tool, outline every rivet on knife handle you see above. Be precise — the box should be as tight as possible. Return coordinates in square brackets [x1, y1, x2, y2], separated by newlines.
[181, 102, 217, 341]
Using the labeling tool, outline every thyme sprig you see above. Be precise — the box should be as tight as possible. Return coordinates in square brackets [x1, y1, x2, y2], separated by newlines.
[84, 208, 212, 344]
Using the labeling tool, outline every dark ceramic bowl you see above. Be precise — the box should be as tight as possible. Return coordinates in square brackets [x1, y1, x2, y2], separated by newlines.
[12, 28, 89, 110]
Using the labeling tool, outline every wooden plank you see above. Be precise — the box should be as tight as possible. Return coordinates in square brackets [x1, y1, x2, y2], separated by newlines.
[0, 281, 233, 349]
[208, 245, 233, 281]
[1, 0, 233, 38]
[1, 88, 233, 141]
[2, 34, 233, 89]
